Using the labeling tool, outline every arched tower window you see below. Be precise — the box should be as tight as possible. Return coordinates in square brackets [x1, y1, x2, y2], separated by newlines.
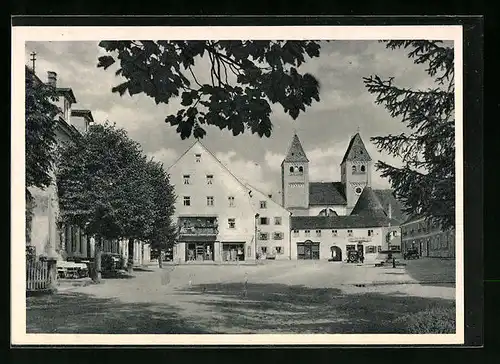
[289, 166, 294, 173]
[298, 166, 303, 173]
[352, 165, 357, 173]
[360, 165, 366, 172]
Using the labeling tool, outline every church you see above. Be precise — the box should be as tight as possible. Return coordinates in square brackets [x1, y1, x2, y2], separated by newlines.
[281, 132, 404, 261]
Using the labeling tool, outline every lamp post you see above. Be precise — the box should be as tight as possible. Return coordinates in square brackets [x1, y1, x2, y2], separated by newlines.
[254, 213, 260, 260]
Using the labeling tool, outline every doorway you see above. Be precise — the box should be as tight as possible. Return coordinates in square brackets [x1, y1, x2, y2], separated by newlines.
[297, 240, 320, 260]
[330, 246, 342, 261]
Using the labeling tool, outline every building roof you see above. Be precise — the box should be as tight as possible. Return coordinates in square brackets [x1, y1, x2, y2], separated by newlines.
[309, 182, 347, 205]
[350, 187, 388, 219]
[372, 189, 408, 223]
[71, 109, 95, 124]
[56, 87, 77, 104]
[341, 133, 372, 164]
[283, 133, 309, 163]
[291, 215, 400, 230]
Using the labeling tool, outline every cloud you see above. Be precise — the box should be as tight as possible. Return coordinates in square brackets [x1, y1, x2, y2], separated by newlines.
[264, 151, 285, 171]
[147, 148, 179, 169]
[215, 151, 274, 193]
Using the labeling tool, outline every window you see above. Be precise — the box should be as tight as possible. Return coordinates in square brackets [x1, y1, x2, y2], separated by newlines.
[259, 232, 269, 240]
[289, 166, 294, 173]
[228, 218, 236, 229]
[352, 165, 357, 173]
[260, 201, 267, 209]
[316, 229, 322, 237]
[347, 229, 353, 237]
[206, 175, 213, 184]
[183, 196, 191, 206]
[207, 196, 214, 206]
[305, 230, 311, 237]
[274, 217, 282, 225]
[360, 165, 366, 172]
[332, 229, 338, 236]
[275, 246, 283, 254]
[377, 246, 382, 252]
[228, 196, 235, 207]
[368, 229, 374, 237]
[355, 187, 362, 194]
[260, 217, 269, 225]
[273, 232, 284, 240]
[183, 174, 190, 184]
[261, 246, 268, 254]
[195, 153, 201, 162]
[392, 231, 397, 236]
[293, 229, 299, 237]
[298, 166, 304, 173]
[346, 244, 356, 251]
[365, 245, 377, 254]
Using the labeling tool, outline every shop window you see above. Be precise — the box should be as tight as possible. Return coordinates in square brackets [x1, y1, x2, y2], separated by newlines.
[346, 244, 356, 251]
[365, 245, 377, 254]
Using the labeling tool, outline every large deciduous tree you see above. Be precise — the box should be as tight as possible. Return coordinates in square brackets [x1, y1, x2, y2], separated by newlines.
[25, 67, 61, 244]
[56, 122, 167, 281]
[144, 159, 177, 268]
[97, 40, 322, 139]
[363, 41, 455, 230]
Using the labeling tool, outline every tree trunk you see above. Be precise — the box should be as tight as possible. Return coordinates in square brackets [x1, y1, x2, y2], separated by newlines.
[128, 238, 134, 274]
[93, 236, 102, 283]
[158, 250, 163, 268]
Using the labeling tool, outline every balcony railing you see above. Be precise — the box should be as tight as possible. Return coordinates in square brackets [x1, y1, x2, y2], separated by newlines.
[179, 227, 218, 236]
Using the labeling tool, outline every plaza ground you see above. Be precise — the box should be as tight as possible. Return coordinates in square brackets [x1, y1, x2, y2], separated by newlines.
[26, 258, 456, 334]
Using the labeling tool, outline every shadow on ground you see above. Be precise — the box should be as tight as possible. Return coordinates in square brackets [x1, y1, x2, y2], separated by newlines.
[179, 282, 456, 334]
[26, 292, 208, 334]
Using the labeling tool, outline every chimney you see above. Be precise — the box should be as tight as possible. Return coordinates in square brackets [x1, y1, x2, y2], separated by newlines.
[47, 71, 57, 88]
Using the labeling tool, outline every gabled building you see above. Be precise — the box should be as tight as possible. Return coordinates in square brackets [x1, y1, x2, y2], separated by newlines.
[167, 141, 291, 263]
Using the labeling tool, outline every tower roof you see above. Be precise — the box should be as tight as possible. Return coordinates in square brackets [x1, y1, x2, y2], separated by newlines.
[341, 133, 371, 164]
[350, 187, 388, 219]
[283, 133, 309, 163]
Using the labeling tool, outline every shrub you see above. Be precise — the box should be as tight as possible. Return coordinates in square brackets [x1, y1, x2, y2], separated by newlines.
[394, 306, 455, 334]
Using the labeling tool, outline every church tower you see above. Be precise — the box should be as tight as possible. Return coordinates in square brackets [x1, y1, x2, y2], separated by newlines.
[340, 132, 372, 215]
[281, 133, 310, 216]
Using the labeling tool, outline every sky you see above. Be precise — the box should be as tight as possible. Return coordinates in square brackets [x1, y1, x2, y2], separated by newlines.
[25, 40, 443, 198]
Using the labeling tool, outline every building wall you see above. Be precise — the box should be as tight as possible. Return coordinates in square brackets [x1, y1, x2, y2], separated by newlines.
[251, 189, 291, 260]
[168, 143, 258, 262]
[290, 226, 389, 261]
[308, 205, 347, 217]
[401, 218, 455, 258]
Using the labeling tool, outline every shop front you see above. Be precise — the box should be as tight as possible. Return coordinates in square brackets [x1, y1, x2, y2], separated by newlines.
[185, 240, 215, 262]
[221, 242, 246, 262]
[297, 240, 320, 260]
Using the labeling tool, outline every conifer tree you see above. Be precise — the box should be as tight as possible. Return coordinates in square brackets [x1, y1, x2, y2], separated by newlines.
[363, 41, 455, 230]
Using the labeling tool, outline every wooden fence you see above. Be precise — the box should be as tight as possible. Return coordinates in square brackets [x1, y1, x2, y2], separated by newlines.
[26, 260, 52, 292]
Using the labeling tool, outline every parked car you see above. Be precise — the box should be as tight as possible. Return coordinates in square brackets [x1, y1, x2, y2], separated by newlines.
[403, 248, 420, 260]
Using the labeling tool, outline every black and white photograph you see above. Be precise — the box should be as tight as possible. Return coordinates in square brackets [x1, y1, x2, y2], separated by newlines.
[12, 24, 464, 345]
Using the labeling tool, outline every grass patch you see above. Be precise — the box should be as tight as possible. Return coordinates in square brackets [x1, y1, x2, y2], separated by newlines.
[394, 306, 455, 334]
